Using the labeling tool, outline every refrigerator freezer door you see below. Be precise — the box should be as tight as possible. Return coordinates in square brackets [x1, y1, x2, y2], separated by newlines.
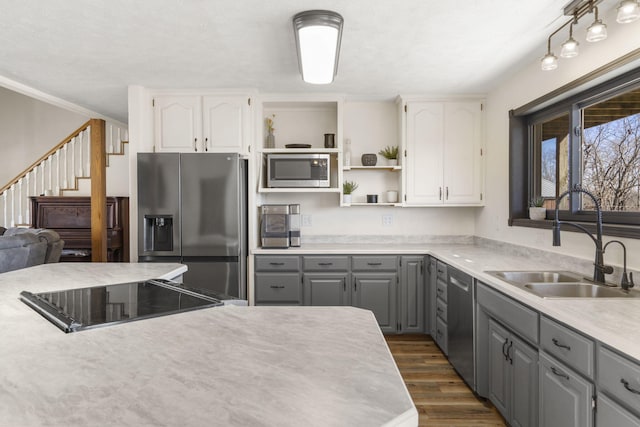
[182, 258, 241, 298]
[180, 153, 241, 257]
[137, 153, 181, 257]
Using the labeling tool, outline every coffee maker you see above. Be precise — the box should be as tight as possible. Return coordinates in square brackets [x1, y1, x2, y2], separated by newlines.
[260, 204, 301, 248]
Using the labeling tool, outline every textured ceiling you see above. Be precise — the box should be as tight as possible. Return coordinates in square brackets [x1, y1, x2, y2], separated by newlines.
[0, 0, 600, 123]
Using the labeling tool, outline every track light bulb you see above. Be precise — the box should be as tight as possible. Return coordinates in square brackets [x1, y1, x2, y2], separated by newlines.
[617, 0, 640, 23]
[586, 19, 607, 42]
[560, 37, 580, 58]
[541, 52, 558, 71]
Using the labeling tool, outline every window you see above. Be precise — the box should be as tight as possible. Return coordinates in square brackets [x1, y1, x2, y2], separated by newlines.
[509, 65, 640, 239]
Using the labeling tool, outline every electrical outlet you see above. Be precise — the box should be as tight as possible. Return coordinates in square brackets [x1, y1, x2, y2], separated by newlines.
[301, 214, 312, 227]
[382, 215, 393, 226]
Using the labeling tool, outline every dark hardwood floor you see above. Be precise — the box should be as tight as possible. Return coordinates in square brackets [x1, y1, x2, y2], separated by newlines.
[385, 334, 506, 427]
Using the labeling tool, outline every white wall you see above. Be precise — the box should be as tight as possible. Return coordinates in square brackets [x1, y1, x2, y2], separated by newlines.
[477, 6, 640, 271]
[0, 86, 88, 185]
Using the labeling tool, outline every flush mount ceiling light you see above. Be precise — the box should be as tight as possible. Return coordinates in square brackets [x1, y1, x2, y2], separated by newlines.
[293, 10, 344, 85]
[541, 0, 638, 71]
[616, 0, 640, 23]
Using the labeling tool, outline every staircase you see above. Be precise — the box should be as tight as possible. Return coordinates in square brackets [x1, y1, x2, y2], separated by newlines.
[0, 118, 128, 228]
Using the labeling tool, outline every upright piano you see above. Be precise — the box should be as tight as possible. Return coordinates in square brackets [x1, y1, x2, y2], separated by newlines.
[30, 196, 129, 262]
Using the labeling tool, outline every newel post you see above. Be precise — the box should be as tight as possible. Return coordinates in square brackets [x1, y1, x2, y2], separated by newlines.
[90, 119, 107, 262]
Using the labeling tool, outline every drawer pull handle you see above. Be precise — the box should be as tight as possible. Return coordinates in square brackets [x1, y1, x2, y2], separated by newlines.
[552, 338, 571, 351]
[621, 379, 640, 395]
[367, 262, 382, 266]
[437, 288, 444, 294]
[317, 262, 333, 266]
[437, 307, 443, 313]
[269, 262, 285, 266]
[550, 367, 569, 380]
[270, 285, 285, 289]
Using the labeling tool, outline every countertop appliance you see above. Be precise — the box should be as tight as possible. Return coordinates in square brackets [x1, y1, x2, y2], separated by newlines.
[261, 204, 290, 248]
[267, 153, 330, 188]
[137, 153, 247, 299]
[20, 279, 246, 333]
[447, 266, 475, 389]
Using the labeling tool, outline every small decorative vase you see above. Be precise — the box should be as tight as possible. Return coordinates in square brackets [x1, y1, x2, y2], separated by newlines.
[266, 131, 275, 149]
[343, 194, 352, 204]
[387, 158, 398, 167]
[361, 153, 377, 166]
[386, 191, 398, 203]
[529, 207, 546, 220]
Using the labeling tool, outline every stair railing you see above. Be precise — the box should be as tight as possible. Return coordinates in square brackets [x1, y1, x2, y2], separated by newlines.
[0, 118, 128, 260]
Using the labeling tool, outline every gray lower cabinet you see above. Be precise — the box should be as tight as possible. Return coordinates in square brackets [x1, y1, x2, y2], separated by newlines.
[597, 394, 640, 427]
[255, 255, 302, 305]
[539, 352, 594, 427]
[427, 257, 437, 336]
[352, 272, 397, 334]
[303, 273, 349, 306]
[399, 256, 424, 333]
[488, 319, 538, 427]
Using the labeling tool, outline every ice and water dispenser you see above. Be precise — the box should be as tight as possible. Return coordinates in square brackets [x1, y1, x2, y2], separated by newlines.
[143, 215, 174, 252]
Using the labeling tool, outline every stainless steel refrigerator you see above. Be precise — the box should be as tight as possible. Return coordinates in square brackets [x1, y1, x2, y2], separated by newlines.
[137, 153, 247, 299]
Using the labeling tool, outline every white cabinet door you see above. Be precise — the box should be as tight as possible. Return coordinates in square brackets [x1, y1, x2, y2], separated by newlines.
[154, 95, 202, 152]
[405, 102, 444, 205]
[443, 102, 483, 204]
[202, 96, 249, 153]
[403, 100, 483, 206]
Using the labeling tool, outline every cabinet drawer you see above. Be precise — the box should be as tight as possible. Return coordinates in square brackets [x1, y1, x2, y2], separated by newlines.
[255, 273, 302, 304]
[435, 316, 448, 355]
[436, 297, 447, 321]
[255, 256, 300, 272]
[436, 260, 448, 281]
[302, 256, 349, 271]
[599, 347, 640, 414]
[351, 256, 397, 271]
[540, 316, 594, 379]
[477, 282, 538, 344]
[436, 278, 448, 303]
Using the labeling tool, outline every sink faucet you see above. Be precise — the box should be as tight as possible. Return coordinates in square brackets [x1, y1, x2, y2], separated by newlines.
[603, 240, 635, 291]
[552, 185, 613, 284]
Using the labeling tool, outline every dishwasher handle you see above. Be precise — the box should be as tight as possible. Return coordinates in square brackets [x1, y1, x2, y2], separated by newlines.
[449, 275, 469, 292]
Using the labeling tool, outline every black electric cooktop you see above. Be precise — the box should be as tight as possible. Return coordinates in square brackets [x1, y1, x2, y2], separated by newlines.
[20, 279, 224, 333]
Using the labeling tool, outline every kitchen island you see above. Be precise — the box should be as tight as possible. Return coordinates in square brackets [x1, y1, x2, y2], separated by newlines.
[0, 263, 417, 427]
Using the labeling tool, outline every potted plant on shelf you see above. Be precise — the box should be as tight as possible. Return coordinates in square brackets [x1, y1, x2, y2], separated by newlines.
[529, 197, 546, 220]
[378, 145, 399, 166]
[343, 181, 358, 204]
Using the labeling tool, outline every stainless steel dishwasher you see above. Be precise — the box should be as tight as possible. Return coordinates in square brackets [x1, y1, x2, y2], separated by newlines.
[447, 266, 475, 390]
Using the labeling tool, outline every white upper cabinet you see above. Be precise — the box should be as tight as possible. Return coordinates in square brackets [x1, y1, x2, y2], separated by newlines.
[154, 94, 251, 154]
[403, 99, 484, 206]
[154, 95, 202, 152]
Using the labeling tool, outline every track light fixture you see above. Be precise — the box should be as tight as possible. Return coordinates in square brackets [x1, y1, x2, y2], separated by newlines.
[541, 0, 639, 71]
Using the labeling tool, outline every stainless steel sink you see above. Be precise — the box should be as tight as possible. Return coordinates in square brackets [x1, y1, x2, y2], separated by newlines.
[524, 283, 638, 298]
[491, 271, 583, 284]
[485, 270, 640, 299]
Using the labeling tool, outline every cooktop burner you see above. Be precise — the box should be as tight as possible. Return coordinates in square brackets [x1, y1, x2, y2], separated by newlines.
[20, 279, 224, 333]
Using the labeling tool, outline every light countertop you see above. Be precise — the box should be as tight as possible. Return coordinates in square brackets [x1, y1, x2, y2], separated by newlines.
[0, 263, 417, 427]
[254, 242, 640, 362]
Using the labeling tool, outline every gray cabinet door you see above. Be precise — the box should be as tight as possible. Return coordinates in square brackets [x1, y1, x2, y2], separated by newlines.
[400, 256, 424, 333]
[488, 319, 511, 420]
[353, 273, 397, 334]
[539, 352, 594, 427]
[428, 257, 437, 336]
[511, 334, 538, 427]
[597, 394, 640, 427]
[303, 273, 349, 306]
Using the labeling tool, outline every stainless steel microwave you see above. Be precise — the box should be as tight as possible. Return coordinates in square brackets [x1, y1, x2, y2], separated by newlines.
[267, 153, 330, 188]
